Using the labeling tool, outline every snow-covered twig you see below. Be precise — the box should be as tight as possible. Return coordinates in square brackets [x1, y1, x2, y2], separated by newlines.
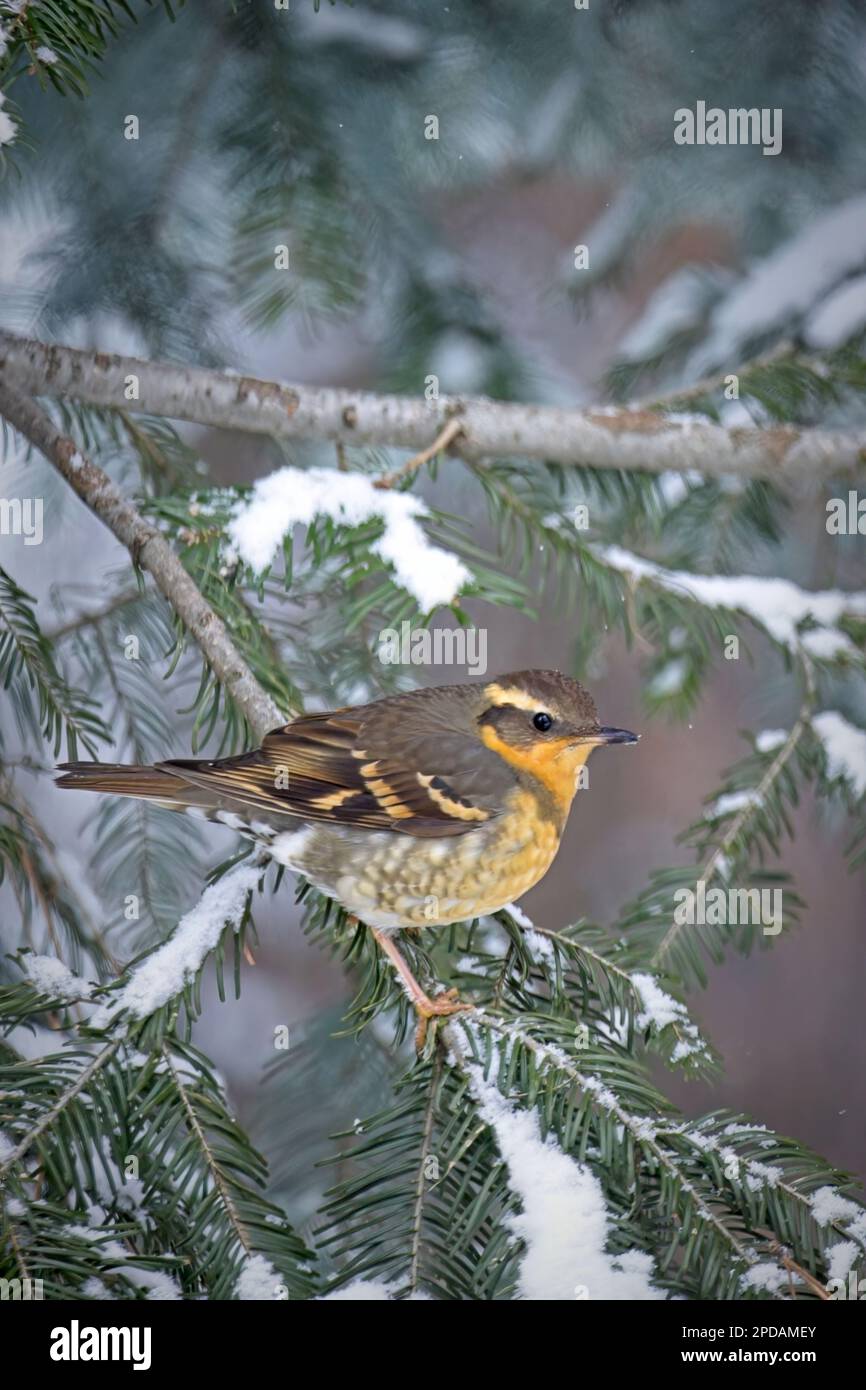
[90, 859, 264, 1029]
[2, 332, 864, 484]
[597, 544, 866, 662]
[812, 710, 866, 799]
[508, 913, 711, 1068]
[453, 1025, 663, 1300]
[228, 465, 470, 611]
[466, 1014, 759, 1268]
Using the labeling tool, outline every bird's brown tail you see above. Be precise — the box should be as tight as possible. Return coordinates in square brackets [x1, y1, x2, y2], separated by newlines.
[56, 762, 192, 804]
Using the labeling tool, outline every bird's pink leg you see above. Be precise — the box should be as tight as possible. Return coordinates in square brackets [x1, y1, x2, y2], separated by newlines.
[368, 925, 472, 1047]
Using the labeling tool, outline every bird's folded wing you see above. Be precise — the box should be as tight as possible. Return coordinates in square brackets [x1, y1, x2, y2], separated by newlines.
[160, 709, 511, 838]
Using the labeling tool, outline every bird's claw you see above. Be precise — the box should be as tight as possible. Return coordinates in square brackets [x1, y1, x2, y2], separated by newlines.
[414, 988, 473, 1050]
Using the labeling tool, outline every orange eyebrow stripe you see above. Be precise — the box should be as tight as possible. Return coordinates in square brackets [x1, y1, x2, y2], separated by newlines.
[483, 682, 549, 713]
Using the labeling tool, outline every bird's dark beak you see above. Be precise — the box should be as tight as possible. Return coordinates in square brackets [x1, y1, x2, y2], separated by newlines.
[599, 726, 639, 745]
[568, 726, 640, 749]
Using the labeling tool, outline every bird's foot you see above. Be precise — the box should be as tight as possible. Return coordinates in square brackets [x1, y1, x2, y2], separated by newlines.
[367, 925, 473, 1049]
[414, 987, 473, 1050]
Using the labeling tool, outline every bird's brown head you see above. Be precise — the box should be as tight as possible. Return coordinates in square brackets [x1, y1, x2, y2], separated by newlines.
[475, 669, 638, 807]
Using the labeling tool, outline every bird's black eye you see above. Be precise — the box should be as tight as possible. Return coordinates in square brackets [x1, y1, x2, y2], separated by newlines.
[533, 711, 554, 732]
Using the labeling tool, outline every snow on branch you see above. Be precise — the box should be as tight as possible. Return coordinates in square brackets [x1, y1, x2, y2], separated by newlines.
[0, 377, 288, 740]
[228, 465, 470, 611]
[596, 543, 866, 662]
[502, 906, 712, 1070]
[70, 1221, 182, 1300]
[90, 861, 263, 1029]
[2, 333, 864, 484]
[475, 1013, 764, 1270]
[630, 971, 711, 1066]
[236, 1253, 283, 1302]
[23, 954, 94, 1002]
[690, 193, 866, 371]
[812, 710, 866, 798]
[454, 1028, 663, 1300]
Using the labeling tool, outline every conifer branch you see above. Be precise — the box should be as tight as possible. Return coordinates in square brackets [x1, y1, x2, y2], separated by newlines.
[651, 660, 817, 973]
[0, 766, 119, 973]
[0, 378, 289, 740]
[474, 1015, 756, 1265]
[2, 333, 864, 483]
[409, 1047, 443, 1294]
[162, 1045, 253, 1256]
[7, 1223, 31, 1284]
[0, 1038, 122, 1182]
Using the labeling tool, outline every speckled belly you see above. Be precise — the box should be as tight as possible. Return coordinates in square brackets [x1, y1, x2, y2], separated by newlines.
[278, 790, 563, 930]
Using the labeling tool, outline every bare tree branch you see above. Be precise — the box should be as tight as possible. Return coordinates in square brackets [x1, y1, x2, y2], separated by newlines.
[373, 417, 464, 490]
[2, 333, 864, 484]
[0, 378, 288, 741]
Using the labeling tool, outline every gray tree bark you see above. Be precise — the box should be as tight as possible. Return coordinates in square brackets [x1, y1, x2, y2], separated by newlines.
[3, 333, 863, 484]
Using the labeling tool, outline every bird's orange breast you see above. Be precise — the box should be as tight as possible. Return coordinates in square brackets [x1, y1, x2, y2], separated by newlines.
[478, 725, 591, 818]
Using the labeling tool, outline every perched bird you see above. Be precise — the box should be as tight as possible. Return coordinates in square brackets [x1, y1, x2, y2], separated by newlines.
[57, 669, 637, 1029]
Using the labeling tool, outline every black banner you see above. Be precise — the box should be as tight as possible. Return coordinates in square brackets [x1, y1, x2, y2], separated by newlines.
[2, 1296, 860, 1377]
